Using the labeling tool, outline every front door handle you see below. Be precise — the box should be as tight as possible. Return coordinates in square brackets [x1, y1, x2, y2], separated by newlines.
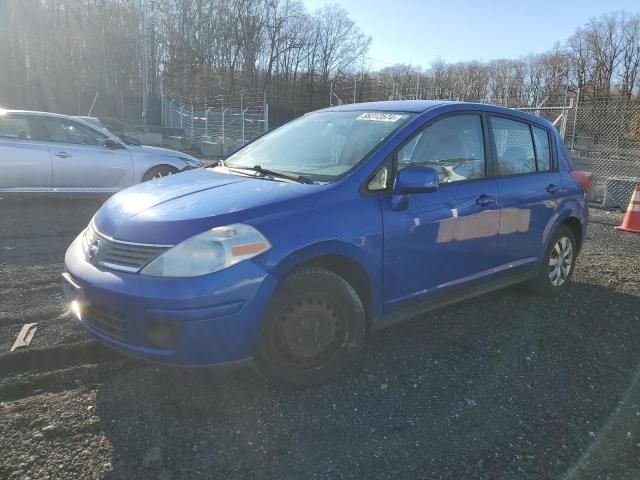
[54, 152, 71, 159]
[476, 194, 496, 207]
[546, 183, 559, 194]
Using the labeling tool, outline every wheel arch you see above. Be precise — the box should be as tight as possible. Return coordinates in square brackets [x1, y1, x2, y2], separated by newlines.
[142, 163, 180, 180]
[561, 216, 583, 253]
[544, 195, 587, 256]
[267, 242, 382, 323]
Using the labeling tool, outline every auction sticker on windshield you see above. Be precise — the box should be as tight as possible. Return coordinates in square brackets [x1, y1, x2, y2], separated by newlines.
[356, 112, 405, 122]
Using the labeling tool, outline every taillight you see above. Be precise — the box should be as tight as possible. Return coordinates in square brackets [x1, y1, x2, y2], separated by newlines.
[570, 170, 589, 192]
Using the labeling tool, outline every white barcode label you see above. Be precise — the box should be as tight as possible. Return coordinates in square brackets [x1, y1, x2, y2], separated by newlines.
[356, 112, 404, 122]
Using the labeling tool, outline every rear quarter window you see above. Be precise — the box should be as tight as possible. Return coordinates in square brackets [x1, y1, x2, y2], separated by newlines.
[0, 115, 32, 140]
[532, 126, 552, 171]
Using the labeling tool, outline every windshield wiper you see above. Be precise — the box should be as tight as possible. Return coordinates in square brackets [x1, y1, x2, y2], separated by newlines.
[227, 165, 314, 184]
[213, 161, 314, 184]
[252, 165, 314, 184]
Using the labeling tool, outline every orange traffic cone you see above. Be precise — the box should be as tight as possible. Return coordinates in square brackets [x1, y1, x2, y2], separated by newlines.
[616, 185, 640, 234]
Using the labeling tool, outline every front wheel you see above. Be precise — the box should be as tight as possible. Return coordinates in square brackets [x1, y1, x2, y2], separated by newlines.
[255, 267, 366, 388]
[142, 165, 179, 182]
[528, 225, 577, 295]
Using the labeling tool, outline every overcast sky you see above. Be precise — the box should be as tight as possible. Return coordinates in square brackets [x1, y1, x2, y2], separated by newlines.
[303, 0, 640, 70]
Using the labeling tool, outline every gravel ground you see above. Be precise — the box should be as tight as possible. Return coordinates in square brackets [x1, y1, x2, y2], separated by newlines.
[0, 198, 99, 352]
[1, 201, 640, 479]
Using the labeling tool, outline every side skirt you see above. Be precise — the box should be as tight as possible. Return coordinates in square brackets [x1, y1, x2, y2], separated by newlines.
[372, 269, 538, 331]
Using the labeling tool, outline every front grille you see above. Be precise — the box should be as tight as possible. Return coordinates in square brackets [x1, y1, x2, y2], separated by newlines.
[85, 304, 128, 341]
[84, 222, 171, 273]
[98, 240, 168, 272]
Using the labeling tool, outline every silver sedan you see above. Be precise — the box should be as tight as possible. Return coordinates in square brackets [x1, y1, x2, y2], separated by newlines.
[0, 110, 202, 194]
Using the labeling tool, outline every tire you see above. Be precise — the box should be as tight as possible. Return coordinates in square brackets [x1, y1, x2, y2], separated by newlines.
[142, 165, 179, 182]
[255, 267, 366, 388]
[528, 225, 577, 295]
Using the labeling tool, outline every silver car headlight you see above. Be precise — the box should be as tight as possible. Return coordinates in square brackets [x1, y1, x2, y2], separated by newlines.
[176, 156, 202, 169]
[140, 223, 271, 277]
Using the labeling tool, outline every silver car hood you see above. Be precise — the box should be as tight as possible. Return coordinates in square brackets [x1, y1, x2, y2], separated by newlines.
[127, 145, 197, 161]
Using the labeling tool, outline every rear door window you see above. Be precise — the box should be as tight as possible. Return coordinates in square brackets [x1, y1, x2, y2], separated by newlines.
[0, 115, 33, 140]
[490, 117, 536, 175]
[43, 117, 107, 145]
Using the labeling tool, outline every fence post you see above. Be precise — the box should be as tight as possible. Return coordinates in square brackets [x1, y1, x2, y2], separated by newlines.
[242, 109, 245, 144]
[264, 102, 269, 132]
[205, 107, 211, 139]
[559, 98, 571, 140]
[191, 102, 194, 143]
[571, 89, 580, 150]
[240, 92, 245, 144]
[162, 96, 166, 126]
[180, 105, 183, 128]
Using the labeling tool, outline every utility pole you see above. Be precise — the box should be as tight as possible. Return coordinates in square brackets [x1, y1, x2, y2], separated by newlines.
[141, 1, 156, 131]
[142, 0, 147, 130]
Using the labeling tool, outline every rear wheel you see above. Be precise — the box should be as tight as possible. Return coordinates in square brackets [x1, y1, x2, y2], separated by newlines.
[142, 165, 179, 181]
[255, 267, 366, 388]
[529, 225, 577, 295]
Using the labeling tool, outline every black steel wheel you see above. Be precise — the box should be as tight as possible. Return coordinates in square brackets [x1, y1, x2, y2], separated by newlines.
[255, 267, 366, 387]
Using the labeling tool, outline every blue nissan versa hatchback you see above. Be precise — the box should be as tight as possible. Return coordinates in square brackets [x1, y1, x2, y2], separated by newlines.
[62, 101, 589, 387]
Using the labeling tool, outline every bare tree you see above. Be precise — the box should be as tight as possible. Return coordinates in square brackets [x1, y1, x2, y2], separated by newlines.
[619, 14, 640, 101]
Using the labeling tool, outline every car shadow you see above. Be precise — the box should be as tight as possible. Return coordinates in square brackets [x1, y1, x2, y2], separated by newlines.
[94, 281, 640, 479]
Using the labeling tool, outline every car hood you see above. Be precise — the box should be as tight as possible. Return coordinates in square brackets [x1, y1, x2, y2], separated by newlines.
[127, 145, 198, 161]
[94, 168, 324, 245]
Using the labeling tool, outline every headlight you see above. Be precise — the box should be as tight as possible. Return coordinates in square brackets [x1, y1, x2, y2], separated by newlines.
[176, 156, 202, 168]
[82, 220, 98, 255]
[140, 223, 271, 277]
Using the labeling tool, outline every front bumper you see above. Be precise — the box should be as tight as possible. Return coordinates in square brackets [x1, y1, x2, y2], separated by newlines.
[63, 234, 277, 366]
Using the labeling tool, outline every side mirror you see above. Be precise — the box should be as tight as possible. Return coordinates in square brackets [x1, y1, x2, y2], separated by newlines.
[393, 166, 439, 195]
[103, 138, 124, 149]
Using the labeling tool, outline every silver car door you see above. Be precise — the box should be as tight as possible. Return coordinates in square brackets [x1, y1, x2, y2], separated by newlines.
[0, 114, 52, 191]
[42, 116, 133, 191]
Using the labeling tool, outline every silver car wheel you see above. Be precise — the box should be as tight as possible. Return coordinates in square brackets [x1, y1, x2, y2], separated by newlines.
[153, 170, 173, 179]
[548, 236, 573, 287]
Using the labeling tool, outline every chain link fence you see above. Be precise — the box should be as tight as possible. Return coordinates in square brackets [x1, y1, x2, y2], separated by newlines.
[327, 81, 640, 207]
[518, 101, 640, 207]
[160, 86, 638, 204]
[567, 102, 640, 207]
[161, 92, 268, 157]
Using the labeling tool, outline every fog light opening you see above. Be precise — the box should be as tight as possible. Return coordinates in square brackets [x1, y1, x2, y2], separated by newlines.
[144, 319, 182, 349]
[70, 300, 82, 320]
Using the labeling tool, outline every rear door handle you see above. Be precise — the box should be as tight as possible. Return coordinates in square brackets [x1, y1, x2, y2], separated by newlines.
[546, 183, 559, 194]
[54, 152, 71, 159]
[476, 194, 496, 207]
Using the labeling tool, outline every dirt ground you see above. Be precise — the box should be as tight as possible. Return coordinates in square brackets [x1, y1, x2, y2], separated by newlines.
[1, 198, 640, 479]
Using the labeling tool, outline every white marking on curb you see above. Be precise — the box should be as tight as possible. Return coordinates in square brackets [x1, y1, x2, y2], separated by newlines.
[11, 323, 37, 352]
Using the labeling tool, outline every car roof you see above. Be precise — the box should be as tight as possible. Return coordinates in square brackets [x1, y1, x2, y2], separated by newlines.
[319, 100, 555, 130]
[321, 100, 448, 113]
[2, 109, 82, 120]
[2, 109, 121, 141]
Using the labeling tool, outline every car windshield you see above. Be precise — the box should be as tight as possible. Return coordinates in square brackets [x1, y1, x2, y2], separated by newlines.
[223, 111, 414, 182]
